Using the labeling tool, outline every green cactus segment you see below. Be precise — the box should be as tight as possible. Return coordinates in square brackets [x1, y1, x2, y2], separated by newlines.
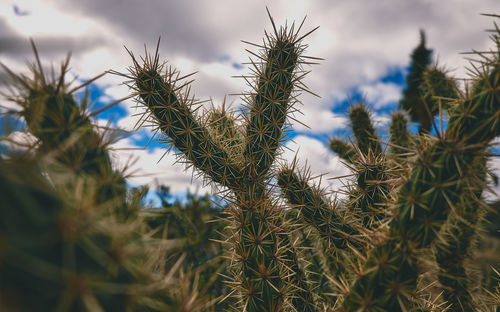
[421, 66, 458, 113]
[391, 139, 468, 248]
[26, 91, 126, 205]
[244, 35, 299, 179]
[279, 233, 317, 312]
[133, 66, 241, 188]
[231, 191, 286, 312]
[448, 66, 500, 144]
[26, 90, 111, 173]
[389, 112, 411, 155]
[208, 107, 243, 153]
[2, 52, 126, 207]
[343, 240, 418, 311]
[433, 186, 481, 311]
[349, 105, 381, 156]
[350, 159, 389, 227]
[400, 30, 434, 133]
[329, 138, 357, 163]
[277, 168, 358, 249]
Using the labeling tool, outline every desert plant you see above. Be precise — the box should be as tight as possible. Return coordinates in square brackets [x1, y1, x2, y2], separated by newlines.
[0, 43, 223, 312]
[119, 12, 500, 312]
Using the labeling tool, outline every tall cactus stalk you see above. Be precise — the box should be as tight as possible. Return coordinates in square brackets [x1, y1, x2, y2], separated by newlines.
[121, 11, 319, 311]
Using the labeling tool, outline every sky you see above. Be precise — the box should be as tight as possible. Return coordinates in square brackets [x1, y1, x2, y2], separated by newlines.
[1, 0, 500, 203]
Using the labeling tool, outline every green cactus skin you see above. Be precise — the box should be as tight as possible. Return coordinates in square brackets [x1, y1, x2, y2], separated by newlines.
[433, 184, 481, 311]
[0, 157, 178, 312]
[277, 167, 359, 250]
[131, 62, 241, 189]
[389, 112, 411, 155]
[400, 30, 434, 134]
[279, 232, 317, 312]
[420, 66, 458, 114]
[243, 36, 299, 180]
[342, 36, 500, 311]
[349, 153, 391, 228]
[329, 138, 357, 164]
[349, 104, 381, 157]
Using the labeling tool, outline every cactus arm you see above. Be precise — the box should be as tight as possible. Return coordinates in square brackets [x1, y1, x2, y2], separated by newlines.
[277, 167, 360, 250]
[389, 112, 411, 155]
[420, 66, 458, 115]
[400, 30, 434, 133]
[329, 138, 357, 164]
[349, 156, 391, 227]
[349, 104, 381, 156]
[242, 24, 302, 180]
[278, 232, 317, 312]
[2, 47, 126, 207]
[433, 179, 482, 311]
[130, 57, 241, 189]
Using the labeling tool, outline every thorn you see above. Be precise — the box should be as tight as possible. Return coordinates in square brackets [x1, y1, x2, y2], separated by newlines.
[89, 94, 135, 117]
[30, 38, 46, 87]
[68, 71, 106, 94]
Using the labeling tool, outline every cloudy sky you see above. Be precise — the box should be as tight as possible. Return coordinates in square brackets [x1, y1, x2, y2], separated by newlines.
[1, 0, 500, 202]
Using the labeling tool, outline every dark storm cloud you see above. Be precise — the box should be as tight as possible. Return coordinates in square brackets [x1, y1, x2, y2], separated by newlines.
[49, 0, 235, 62]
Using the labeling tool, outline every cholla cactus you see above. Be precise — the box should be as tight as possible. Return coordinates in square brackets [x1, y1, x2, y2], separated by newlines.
[120, 10, 319, 311]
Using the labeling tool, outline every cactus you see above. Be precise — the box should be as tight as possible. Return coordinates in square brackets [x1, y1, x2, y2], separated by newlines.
[118, 11, 500, 312]
[0, 42, 223, 312]
[120, 11, 319, 311]
[389, 111, 411, 156]
[4, 9, 499, 312]
[400, 30, 434, 133]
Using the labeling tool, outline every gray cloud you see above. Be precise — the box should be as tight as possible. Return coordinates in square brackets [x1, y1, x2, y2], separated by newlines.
[48, 0, 264, 62]
[0, 16, 105, 62]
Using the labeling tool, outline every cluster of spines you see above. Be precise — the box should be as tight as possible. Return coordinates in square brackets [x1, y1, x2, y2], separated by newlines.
[277, 165, 359, 250]
[1, 47, 126, 209]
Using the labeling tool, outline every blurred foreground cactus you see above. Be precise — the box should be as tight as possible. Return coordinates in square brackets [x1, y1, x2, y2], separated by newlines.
[0, 42, 223, 311]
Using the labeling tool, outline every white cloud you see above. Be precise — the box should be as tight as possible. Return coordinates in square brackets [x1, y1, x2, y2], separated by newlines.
[292, 106, 348, 133]
[109, 136, 212, 195]
[281, 135, 351, 196]
[359, 82, 402, 109]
